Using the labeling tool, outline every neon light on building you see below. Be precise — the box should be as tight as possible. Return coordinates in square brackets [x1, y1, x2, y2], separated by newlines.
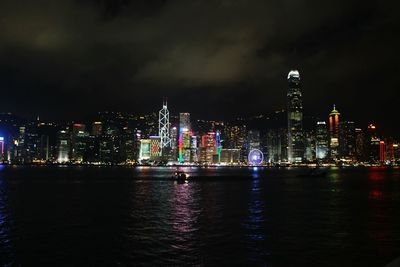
[329, 105, 340, 137]
[200, 132, 216, 163]
[150, 136, 161, 160]
[178, 129, 183, 162]
[329, 104, 340, 159]
[178, 128, 191, 163]
[216, 130, 222, 162]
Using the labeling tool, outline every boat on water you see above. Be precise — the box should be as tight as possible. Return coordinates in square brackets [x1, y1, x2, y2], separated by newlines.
[172, 171, 189, 182]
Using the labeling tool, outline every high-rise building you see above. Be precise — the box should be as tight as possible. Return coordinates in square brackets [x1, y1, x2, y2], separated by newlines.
[121, 126, 136, 163]
[380, 141, 385, 163]
[392, 143, 400, 163]
[304, 130, 316, 162]
[223, 124, 246, 149]
[139, 139, 151, 162]
[367, 124, 380, 163]
[215, 130, 222, 162]
[355, 128, 366, 161]
[170, 126, 178, 160]
[24, 125, 40, 163]
[247, 130, 260, 150]
[178, 113, 191, 163]
[150, 136, 161, 161]
[265, 128, 287, 163]
[287, 70, 304, 163]
[220, 149, 240, 164]
[15, 126, 27, 164]
[71, 124, 88, 163]
[339, 121, 356, 160]
[179, 128, 191, 163]
[85, 135, 100, 163]
[158, 99, 171, 153]
[329, 105, 340, 160]
[315, 121, 329, 160]
[37, 122, 57, 162]
[91, 122, 102, 136]
[179, 113, 191, 131]
[200, 132, 217, 164]
[99, 125, 122, 164]
[57, 129, 70, 163]
[190, 135, 199, 162]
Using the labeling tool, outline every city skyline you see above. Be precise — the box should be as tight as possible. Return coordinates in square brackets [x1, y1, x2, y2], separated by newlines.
[2, 2, 400, 266]
[0, 83, 397, 166]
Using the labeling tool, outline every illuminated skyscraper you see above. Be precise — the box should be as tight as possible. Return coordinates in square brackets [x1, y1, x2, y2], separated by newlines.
[158, 99, 171, 152]
[71, 123, 88, 163]
[316, 121, 329, 160]
[139, 139, 151, 162]
[179, 128, 191, 163]
[367, 123, 380, 162]
[200, 132, 216, 164]
[380, 141, 385, 163]
[150, 136, 161, 161]
[265, 128, 287, 163]
[215, 130, 222, 162]
[304, 131, 316, 162]
[287, 70, 304, 163]
[178, 113, 191, 162]
[339, 121, 356, 160]
[170, 126, 178, 160]
[179, 113, 191, 130]
[329, 105, 340, 159]
[190, 135, 199, 162]
[57, 129, 70, 163]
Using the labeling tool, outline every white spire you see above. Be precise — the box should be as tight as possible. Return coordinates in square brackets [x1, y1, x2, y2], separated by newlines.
[159, 98, 171, 153]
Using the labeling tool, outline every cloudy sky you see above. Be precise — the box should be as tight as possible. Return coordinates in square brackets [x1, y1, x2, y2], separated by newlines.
[0, 0, 398, 132]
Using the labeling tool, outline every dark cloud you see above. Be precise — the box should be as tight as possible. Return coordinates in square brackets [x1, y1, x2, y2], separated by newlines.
[0, 0, 399, 133]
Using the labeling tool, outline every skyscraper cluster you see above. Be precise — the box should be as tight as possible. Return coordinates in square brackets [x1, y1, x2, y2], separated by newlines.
[0, 71, 398, 166]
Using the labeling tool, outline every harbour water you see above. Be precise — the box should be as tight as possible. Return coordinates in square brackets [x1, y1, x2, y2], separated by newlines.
[0, 166, 399, 266]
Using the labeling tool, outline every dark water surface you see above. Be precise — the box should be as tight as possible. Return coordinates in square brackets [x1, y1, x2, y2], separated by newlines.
[1, 166, 400, 266]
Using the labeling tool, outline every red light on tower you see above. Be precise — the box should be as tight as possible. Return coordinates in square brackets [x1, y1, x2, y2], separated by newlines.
[380, 141, 385, 163]
[329, 104, 340, 139]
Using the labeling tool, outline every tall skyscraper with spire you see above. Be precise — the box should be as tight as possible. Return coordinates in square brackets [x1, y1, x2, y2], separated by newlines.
[329, 104, 340, 159]
[287, 70, 304, 163]
[158, 98, 171, 154]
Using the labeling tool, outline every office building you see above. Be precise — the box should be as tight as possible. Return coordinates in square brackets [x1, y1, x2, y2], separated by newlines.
[315, 121, 329, 160]
[329, 105, 340, 159]
[287, 70, 304, 163]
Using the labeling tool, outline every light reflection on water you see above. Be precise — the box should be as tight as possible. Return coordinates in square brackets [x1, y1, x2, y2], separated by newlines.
[0, 166, 400, 266]
[170, 182, 201, 256]
[242, 170, 269, 265]
[0, 176, 14, 267]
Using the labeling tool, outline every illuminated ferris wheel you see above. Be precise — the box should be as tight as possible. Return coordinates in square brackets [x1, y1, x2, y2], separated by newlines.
[248, 149, 264, 165]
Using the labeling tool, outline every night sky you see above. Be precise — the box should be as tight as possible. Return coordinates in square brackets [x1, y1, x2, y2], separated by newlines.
[0, 0, 399, 133]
